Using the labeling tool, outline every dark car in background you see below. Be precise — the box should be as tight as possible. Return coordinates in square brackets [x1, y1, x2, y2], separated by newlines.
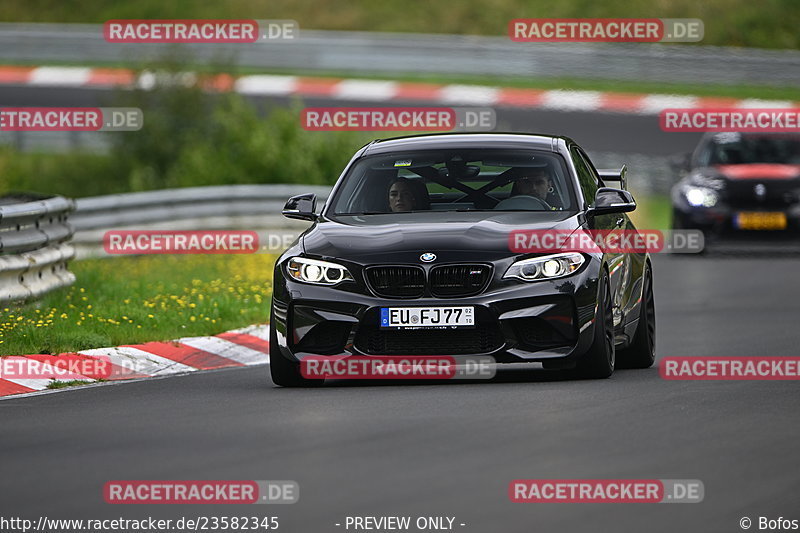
[671, 132, 800, 237]
[269, 133, 656, 386]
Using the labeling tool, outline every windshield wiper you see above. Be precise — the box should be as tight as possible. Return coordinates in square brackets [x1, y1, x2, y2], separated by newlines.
[335, 211, 421, 215]
[334, 211, 386, 215]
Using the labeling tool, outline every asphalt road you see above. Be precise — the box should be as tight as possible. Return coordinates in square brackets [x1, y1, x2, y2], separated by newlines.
[1, 82, 795, 532]
[2, 253, 799, 533]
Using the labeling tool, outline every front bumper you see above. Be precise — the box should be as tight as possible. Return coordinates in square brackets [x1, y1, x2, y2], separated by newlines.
[271, 262, 601, 365]
[672, 190, 800, 234]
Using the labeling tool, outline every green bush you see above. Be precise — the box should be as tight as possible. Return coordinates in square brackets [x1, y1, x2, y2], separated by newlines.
[109, 66, 373, 192]
[0, 149, 119, 198]
[139, 95, 371, 188]
[0, 71, 373, 198]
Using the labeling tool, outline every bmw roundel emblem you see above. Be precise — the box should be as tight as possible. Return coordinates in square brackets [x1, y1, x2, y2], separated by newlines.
[420, 252, 437, 263]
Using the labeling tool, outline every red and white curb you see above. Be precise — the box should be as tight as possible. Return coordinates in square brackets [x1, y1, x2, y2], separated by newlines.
[1, 65, 796, 115]
[0, 324, 269, 398]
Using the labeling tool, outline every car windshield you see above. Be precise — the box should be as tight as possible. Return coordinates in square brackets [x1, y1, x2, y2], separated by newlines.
[329, 148, 575, 215]
[700, 133, 800, 166]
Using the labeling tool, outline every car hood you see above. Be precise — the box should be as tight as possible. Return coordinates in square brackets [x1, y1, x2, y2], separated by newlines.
[302, 211, 581, 263]
[715, 164, 800, 180]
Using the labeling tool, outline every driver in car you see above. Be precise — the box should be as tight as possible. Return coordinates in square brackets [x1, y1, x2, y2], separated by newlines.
[388, 178, 421, 212]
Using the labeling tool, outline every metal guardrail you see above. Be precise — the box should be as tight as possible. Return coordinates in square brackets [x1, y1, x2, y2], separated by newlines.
[0, 185, 331, 302]
[0, 23, 798, 87]
[70, 184, 332, 258]
[71, 184, 331, 231]
[0, 195, 76, 303]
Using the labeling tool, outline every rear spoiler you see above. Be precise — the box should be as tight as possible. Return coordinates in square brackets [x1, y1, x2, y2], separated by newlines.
[598, 164, 628, 190]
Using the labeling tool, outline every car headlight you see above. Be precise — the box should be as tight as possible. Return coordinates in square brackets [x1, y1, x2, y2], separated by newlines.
[684, 187, 718, 207]
[503, 253, 585, 282]
[286, 257, 354, 285]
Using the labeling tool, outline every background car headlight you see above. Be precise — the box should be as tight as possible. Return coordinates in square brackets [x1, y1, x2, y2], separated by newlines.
[684, 186, 718, 207]
[504, 253, 585, 282]
[287, 257, 354, 285]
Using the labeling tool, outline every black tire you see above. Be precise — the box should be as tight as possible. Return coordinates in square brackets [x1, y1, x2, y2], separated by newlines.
[575, 269, 615, 379]
[269, 321, 324, 387]
[617, 264, 656, 369]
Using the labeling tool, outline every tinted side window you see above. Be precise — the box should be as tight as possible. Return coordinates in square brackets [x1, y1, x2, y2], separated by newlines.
[695, 139, 713, 167]
[570, 147, 599, 205]
[580, 150, 605, 187]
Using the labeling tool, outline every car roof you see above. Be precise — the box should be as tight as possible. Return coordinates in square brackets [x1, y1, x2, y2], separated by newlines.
[361, 132, 568, 155]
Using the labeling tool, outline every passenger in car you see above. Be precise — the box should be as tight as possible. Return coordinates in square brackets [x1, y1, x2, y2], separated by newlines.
[511, 168, 562, 208]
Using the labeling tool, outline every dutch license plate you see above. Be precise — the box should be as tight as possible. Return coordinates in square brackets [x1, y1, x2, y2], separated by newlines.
[736, 212, 787, 230]
[380, 306, 474, 329]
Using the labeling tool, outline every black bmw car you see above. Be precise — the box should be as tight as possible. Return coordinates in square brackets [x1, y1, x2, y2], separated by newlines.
[269, 133, 655, 386]
[671, 132, 800, 236]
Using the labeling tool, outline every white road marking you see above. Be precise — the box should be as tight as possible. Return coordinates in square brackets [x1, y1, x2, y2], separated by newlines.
[29, 67, 92, 86]
[79, 346, 197, 376]
[541, 90, 602, 111]
[333, 80, 398, 101]
[638, 94, 699, 114]
[440, 85, 499, 105]
[228, 324, 271, 342]
[177, 336, 270, 366]
[1, 377, 58, 390]
[736, 98, 794, 109]
[234, 75, 298, 95]
[0, 356, 95, 390]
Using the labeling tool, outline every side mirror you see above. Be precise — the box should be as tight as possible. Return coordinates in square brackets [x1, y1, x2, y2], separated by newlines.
[282, 193, 317, 221]
[598, 164, 628, 191]
[586, 187, 636, 217]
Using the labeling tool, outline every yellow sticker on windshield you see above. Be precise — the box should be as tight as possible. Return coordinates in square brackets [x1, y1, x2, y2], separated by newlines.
[394, 160, 412, 167]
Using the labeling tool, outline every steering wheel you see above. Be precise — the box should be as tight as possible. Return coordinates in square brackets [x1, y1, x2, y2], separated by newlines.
[494, 195, 552, 211]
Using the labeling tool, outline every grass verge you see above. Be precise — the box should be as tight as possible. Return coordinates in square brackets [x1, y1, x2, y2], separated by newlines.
[46, 379, 99, 390]
[629, 193, 672, 230]
[0, 253, 277, 356]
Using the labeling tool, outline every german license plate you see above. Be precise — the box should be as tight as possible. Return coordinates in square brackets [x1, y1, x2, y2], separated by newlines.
[380, 306, 474, 329]
[735, 212, 787, 230]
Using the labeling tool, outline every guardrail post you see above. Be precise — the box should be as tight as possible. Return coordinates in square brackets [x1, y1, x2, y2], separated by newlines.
[0, 194, 76, 304]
